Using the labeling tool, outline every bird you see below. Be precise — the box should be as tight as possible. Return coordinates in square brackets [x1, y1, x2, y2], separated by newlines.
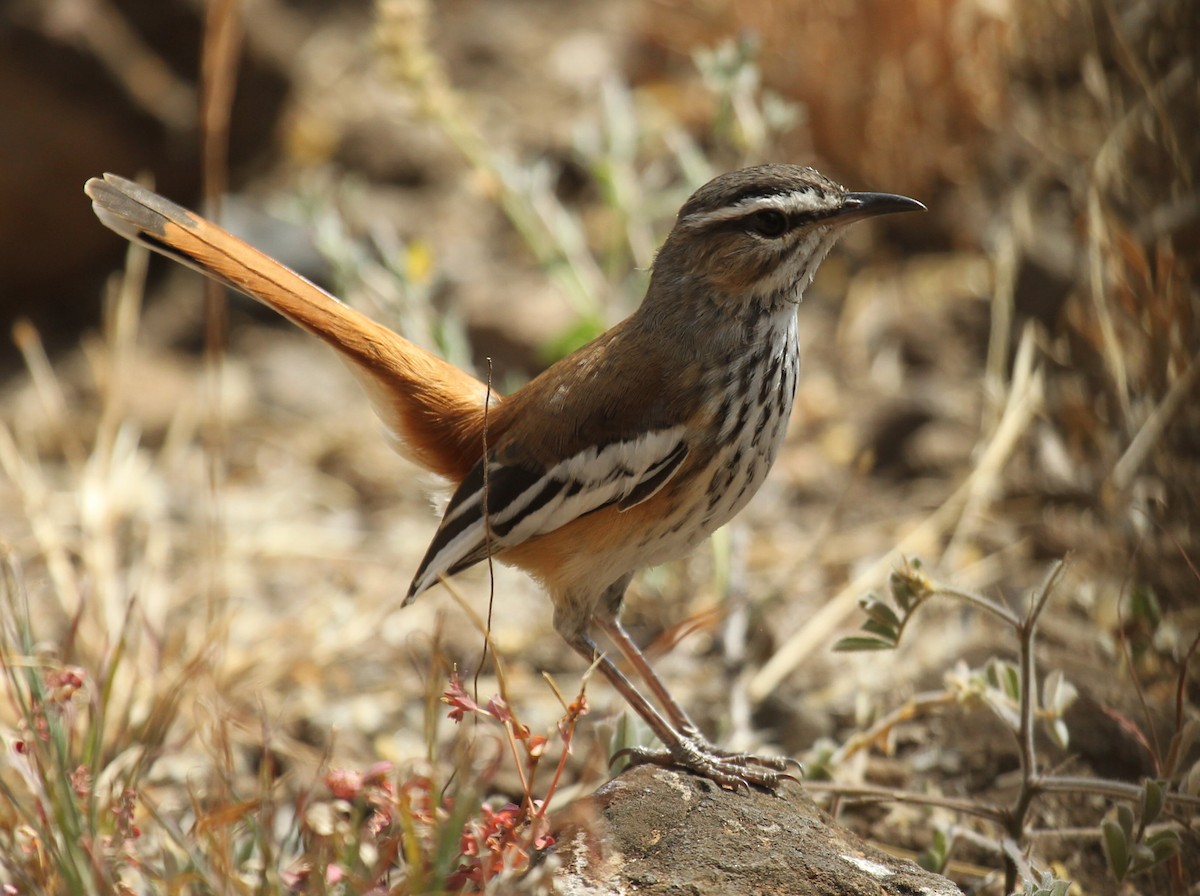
[86, 165, 924, 788]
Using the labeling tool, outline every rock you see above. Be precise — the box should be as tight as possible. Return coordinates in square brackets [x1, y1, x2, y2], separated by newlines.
[555, 765, 960, 896]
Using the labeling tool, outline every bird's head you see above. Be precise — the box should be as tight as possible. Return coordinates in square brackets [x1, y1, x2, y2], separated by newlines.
[648, 164, 924, 314]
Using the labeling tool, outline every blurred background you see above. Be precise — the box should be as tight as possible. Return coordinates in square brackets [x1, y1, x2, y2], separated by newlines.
[1, 0, 1196, 891]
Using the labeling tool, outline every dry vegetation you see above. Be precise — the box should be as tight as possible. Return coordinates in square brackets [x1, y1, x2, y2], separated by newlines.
[0, 0, 1197, 893]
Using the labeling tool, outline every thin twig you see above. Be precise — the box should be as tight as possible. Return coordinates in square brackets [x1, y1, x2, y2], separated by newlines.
[803, 782, 1007, 823]
[475, 359, 495, 702]
[982, 227, 1016, 435]
[1027, 820, 1195, 842]
[929, 583, 1020, 629]
[1037, 775, 1200, 808]
[999, 837, 1038, 888]
[530, 678, 588, 826]
[1008, 561, 1065, 847]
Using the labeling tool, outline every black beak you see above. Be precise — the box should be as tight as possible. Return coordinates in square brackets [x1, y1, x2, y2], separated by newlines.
[836, 192, 926, 224]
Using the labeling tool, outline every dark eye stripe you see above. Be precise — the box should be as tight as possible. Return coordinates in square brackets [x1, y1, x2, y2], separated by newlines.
[703, 208, 813, 237]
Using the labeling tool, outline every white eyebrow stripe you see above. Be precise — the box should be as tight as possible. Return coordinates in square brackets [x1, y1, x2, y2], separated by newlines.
[682, 190, 837, 227]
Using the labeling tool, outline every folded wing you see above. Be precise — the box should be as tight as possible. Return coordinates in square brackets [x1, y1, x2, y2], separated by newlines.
[405, 427, 689, 601]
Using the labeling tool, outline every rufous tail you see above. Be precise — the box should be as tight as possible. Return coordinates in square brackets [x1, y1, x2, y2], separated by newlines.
[85, 174, 491, 481]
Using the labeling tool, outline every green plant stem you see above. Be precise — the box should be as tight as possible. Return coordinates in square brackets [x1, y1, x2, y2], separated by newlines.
[532, 711, 579, 828]
[500, 723, 533, 808]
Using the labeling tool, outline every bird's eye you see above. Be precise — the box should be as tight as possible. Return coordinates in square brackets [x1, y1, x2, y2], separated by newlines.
[749, 209, 788, 238]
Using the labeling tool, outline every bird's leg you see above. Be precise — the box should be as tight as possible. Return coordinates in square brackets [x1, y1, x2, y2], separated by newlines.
[590, 579, 702, 734]
[595, 616, 798, 775]
[564, 631, 686, 750]
[564, 631, 791, 790]
[556, 585, 795, 789]
[594, 616, 701, 735]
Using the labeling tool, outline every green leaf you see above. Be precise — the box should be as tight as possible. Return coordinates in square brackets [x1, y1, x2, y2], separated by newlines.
[1165, 718, 1198, 778]
[916, 828, 950, 874]
[1023, 871, 1072, 895]
[985, 659, 1021, 701]
[1003, 663, 1022, 701]
[803, 740, 836, 781]
[833, 636, 896, 652]
[889, 570, 917, 611]
[1187, 757, 1200, 797]
[860, 597, 902, 629]
[1140, 779, 1164, 827]
[1101, 818, 1130, 879]
[1129, 843, 1156, 871]
[1146, 828, 1181, 864]
[861, 619, 899, 642]
[1128, 584, 1162, 627]
[1117, 803, 1135, 840]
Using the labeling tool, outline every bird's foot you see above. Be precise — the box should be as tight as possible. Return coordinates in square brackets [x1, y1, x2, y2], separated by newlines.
[678, 727, 802, 773]
[613, 736, 802, 791]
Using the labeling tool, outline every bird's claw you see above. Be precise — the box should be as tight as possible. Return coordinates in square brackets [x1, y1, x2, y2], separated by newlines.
[674, 727, 803, 773]
[611, 738, 802, 791]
